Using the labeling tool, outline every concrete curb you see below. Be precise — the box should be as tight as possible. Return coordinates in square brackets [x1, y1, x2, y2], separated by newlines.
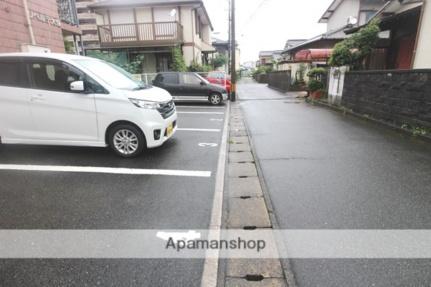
[223, 101, 291, 287]
[240, 105, 298, 287]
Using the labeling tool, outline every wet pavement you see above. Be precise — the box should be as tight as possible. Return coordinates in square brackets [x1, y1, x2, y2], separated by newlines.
[238, 79, 431, 287]
[0, 103, 227, 287]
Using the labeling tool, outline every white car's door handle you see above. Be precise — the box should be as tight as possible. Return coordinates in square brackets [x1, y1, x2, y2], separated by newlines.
[30, 94, 45, 102]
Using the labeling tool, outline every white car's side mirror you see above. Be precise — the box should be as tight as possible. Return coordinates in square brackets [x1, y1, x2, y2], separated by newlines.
[70, 81, 85, 92]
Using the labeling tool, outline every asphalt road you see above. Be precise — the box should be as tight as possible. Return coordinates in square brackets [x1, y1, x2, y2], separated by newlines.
[238, 79, 431, 287]
[0, 102, 227, 287]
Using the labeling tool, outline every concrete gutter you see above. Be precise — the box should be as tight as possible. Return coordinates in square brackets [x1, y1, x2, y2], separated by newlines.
[222, 101, 294, 287]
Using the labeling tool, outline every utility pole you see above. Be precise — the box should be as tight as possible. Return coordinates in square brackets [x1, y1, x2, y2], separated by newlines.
[230, 0, 237, 102]
[228, 0, 231, 75]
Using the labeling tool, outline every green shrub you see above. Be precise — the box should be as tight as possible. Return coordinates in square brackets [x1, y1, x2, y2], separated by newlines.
[87, 50, 144, 74]
[210, 54, 227, 69]
[329, 19, 380, 69]
[308, 79, 324, 92]
[251, 65, 273, 79]
[171, 47, 187, 72]
[188, 61, 212, 72]
[307, 67, 327, 78]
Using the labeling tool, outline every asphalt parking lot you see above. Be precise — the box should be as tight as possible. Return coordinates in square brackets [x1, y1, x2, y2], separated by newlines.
[0, 102, 228, 287]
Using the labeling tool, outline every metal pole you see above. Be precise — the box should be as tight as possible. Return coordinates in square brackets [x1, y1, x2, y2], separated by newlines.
[22, 0, 36, 45]
[230, 0, 236, 102]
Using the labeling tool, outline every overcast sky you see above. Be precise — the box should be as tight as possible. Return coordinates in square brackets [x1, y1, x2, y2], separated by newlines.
[203, 0, 334, 64]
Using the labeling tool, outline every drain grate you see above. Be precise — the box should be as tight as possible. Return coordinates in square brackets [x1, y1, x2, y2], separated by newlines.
[245, 275, 264, 282]
[243, 226, 257, 230]
[240, 196, 252, 200]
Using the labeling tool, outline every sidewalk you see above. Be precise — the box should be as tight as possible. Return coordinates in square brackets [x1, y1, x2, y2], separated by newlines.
[236, 79, 431, 287]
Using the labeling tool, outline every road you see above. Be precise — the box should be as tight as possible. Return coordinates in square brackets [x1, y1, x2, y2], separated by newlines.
[0, 103, 227, 287]
[238, 79, 431, 287]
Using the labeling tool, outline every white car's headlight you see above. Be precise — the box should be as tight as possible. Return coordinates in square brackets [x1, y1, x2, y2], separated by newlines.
[129, 98, 161, 109]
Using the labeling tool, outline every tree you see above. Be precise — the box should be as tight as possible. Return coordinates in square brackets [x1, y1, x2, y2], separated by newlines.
[86, 50, 145, 74]
[329, 19, 380, 69]
[171, 47, 187, 72]
[188, 60, 212, 72]
[210, 54, 227, 69]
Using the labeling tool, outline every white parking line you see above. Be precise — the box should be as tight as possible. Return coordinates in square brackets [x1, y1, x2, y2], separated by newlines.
[177, 128, 221, 132]
[176, 106, 225, 109]
[0, 164, 211, 178]
[200, 102, 230, 287]
[177, 112, 225, 115]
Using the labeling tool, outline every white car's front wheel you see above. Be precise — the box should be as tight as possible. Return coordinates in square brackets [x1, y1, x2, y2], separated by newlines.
[108, 124, 146, 158]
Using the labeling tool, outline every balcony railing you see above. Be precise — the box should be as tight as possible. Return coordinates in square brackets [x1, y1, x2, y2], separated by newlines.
[97, 22, 184, 48]
[57, 0, 79, 26]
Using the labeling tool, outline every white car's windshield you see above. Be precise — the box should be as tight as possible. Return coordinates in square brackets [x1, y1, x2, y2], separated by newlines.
[73, 59, 147, 91]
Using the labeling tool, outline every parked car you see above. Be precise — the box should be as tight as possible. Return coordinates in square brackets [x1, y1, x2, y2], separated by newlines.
[152, 72, 228, 105]
[0, 53, 177, 158]
[206, 71, 231, 94]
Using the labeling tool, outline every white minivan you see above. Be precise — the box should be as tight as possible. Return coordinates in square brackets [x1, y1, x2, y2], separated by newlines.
[0, 53, 177, 158]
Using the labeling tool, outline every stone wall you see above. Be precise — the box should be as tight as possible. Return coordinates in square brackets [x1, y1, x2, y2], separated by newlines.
[342, 70, 431, 128]
[268, 71, 291, 92]
[255, 74, 268, 84]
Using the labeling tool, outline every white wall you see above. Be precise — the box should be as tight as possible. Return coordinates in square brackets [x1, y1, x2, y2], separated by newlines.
[327, 0, 360, 32]
[109, 9, 134, 24]
[413, 1, 431, 69]
[136, 8, 152, 22]
[202, 24, 211, 44]
[153, 7, 178, 22]
[183, 46, 195, 65]
[180, 7, 193, 42]
[328, 66, 349, 105]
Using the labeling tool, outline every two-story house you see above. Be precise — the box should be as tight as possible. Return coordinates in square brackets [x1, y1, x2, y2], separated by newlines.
[344, 0, 425, 70]
[257, 50, 283, 68]
[284, 0, 386, 58]
[88, 0, 214, 73]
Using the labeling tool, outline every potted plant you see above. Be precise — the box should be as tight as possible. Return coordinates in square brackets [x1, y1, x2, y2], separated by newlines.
[307, 67, 327, 99]
[307, 79, 325, 99]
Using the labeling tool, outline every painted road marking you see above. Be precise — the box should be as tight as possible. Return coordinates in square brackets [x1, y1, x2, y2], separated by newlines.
[210, 119, 224, 122]
[200, 101, 230, 287]
[0, 164, 211, 178]
[156, 231, 201, 242]
[199, 143, 218, 147]
[177, 128, 221, 133]
[177, 112, 225, 115]
[176, 106, 225, 109]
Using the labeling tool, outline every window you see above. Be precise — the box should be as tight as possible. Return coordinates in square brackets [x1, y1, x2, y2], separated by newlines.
[359, 11, 376, 25]
[162, 73, 179, 84]
[29, 61, 82, 92]
[182, 73, 202, 85]
[195, 11, 202, 38]
[0, 60, 29, 88]
[74, 59, 147, 91]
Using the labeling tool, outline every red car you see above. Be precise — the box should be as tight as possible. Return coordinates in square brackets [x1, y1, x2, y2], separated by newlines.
[206, 71, 231, 94]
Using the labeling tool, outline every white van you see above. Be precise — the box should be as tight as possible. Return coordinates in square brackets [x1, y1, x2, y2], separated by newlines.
[0, 53, 177, 158]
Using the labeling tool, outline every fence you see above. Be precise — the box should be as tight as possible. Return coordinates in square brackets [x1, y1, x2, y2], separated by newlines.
[267, 71, 291, 92]
[342, 69, 431, 128]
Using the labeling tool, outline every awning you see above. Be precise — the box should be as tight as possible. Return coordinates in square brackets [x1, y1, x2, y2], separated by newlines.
[201, 41, 216, 53]
[294, 49, 333, 62]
